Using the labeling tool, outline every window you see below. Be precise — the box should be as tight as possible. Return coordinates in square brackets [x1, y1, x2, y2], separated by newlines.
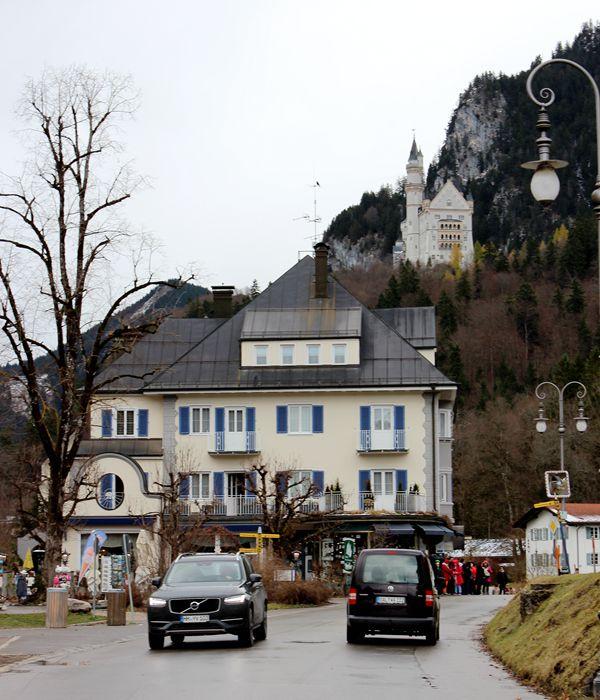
[116, 409, 135, 437]
[531, 553, 551, 567]
[97, 474, 125, 510]
[439, 410, 452, 439]
[191, 407, 210, 434]
[228, 409, 244, 433]
[281, 345, 294, 365]
[372, 470, 394, 495]
[553, 526, 569, 539]
[188, 473, 210, 499]
[255, 345, 267, 365]
[289, 405, 312, 433]
[333, 344, 347, 364]
[288, 470, 312, 498]
[587, 553, 600, 566]
[440, 473, 451, 503]
[373, 406, 392, 431]
[530, 528, 549, 541]
[307, 344, 320, 364]
[587, 526, 600, 540]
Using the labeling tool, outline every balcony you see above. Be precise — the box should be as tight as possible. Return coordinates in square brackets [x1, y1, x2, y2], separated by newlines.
[358, 491, 426, 513]
[208, 431, 260, 455]
[357, 429, 407, 453]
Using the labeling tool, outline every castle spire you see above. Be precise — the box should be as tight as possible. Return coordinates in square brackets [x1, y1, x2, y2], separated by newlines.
[408, 136, 419, 162]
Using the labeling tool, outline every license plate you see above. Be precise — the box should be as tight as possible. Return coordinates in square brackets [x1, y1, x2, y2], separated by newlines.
[180, 614, 209, 623]
[375, 596, 406, 605]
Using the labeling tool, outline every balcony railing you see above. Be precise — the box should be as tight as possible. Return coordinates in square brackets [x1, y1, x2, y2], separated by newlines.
[358, 429, 406, 452]
[179, 490, 426, 516]
[210, 431, 259, 454]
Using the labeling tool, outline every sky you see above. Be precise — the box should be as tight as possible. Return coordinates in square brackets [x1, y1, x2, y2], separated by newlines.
[0, 1, 598, 291]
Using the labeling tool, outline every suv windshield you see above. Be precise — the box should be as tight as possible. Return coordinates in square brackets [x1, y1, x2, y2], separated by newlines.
[166, 559, 244, 584]
[360, 554, 420, 584]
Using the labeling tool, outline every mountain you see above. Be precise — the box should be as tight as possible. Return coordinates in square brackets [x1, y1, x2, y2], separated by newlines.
[324, 21, 600, 262]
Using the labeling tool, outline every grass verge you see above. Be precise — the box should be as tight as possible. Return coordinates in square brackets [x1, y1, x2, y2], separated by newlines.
[484, 573, 600, 699]
[0, 612, 104, 628]
[269, 603, 326, 610]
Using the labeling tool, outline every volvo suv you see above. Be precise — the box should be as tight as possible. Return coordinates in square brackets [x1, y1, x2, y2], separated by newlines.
[346, 548, 440, 645]
[147, 552, 267, 649]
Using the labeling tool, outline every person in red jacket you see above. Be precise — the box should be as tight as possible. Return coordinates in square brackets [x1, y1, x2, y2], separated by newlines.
[441, 558, 452, 595]
[452, 558, 464, 595]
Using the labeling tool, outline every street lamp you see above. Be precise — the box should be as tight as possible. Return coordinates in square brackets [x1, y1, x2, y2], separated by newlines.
[534, 380, 589, 574]
[521, 58, 600, 315]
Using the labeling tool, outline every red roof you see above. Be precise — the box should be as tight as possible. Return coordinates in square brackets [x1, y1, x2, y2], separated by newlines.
[565, 504, 600, 516]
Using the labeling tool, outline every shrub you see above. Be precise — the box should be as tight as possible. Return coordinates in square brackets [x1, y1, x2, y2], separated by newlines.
[254, 555, 330, 606]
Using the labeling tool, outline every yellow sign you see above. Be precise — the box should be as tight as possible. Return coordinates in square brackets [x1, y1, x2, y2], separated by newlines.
[239, 533, 280, 539]
[534, 500, 560, 509]
[238, 532, 280, 555]
[238, 547, 259, 554]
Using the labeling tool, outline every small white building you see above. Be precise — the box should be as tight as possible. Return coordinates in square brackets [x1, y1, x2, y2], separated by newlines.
[515, 503, 600, 578]
[393, 138, 474, 268]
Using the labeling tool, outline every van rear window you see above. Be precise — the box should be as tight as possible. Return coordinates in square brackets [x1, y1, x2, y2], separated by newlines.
[360, 554, 420, 584]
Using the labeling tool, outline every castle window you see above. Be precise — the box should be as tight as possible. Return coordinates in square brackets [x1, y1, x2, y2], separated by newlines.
[459, 215, 464, 220]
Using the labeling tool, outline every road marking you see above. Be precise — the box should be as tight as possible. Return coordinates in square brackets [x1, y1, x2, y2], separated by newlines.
[0, 636, 21, 651]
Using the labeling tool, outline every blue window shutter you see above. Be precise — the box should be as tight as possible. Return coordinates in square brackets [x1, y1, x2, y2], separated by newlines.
[276, 406, 288, 434]
[312, 470, 324, 496]
[213, 472, 224, 497]
[312, 406, 323, 433]
[359, 406, 371, 430]
[179, 475, 190, 498]
[215, 408, 224, 432]
[246, 407, 256, 432]
[359, 470, 370, 492]
[138, 409, 149, 437]
[394, 406, 405, 430]
[144, 471, 151, 491]
[179, 406, 190, 435]
[101, 410, 112, 437]
[395, 469, 408, 493]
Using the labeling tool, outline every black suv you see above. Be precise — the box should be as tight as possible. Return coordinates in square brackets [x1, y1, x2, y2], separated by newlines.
[346, 548, 440, 645]
[147, 552, 267, 649]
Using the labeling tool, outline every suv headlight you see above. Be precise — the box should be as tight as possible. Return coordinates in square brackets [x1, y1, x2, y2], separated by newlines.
[148, 597, 167, 608]
[223, 594, 247, 605]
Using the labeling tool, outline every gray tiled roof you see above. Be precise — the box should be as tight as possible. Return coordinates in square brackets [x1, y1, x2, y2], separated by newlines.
[98, 256, 453, 393]
[241, 307, 362, 339]
[374, 307, 436, 348]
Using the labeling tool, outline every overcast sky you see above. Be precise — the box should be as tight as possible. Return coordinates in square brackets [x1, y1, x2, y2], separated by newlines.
[0, 1, 598, 290]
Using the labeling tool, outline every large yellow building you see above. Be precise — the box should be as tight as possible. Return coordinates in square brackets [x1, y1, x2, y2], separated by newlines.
[66, 244, 457, 576]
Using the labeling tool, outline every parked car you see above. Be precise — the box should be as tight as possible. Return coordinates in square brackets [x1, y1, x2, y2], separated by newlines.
[346, 548, 440, 645]
[147, 552, 267, 650]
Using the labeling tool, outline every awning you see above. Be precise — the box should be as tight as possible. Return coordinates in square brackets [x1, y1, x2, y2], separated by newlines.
[373, 523, 415, 535]
[416, 524, 454, 537]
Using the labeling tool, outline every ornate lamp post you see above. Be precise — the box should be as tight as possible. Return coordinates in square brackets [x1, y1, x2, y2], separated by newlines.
[521, 58, 600, 315]
[534, 380, 589, 574]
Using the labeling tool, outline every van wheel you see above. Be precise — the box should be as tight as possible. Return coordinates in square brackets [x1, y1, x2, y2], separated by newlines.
[346, 624, 364, 644]
[148, 632, 165, 650]
[425, 624, 437, 646]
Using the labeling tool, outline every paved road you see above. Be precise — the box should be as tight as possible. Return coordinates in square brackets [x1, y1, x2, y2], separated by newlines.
[0, 596, 543, 699]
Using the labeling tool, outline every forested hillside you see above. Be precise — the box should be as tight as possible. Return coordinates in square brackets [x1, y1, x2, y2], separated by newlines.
[335, 216, 600, 538]
[324, 22, 600, 261]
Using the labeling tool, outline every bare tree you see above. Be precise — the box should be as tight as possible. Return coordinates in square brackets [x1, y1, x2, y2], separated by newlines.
[0, 67, 184, 582]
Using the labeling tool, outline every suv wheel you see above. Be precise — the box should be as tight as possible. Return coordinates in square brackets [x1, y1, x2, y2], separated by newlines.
[254, 608, 268, 641]
[346, 624, 364, 644]
[148, 631, 165, 650]
[238, 612, 255, 647]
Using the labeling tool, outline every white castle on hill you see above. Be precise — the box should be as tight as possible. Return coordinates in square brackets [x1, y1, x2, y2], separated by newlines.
[393, 138, 474, 267]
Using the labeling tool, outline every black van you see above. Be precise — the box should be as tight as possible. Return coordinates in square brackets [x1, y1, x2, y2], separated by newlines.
[346, 548, 440, 645]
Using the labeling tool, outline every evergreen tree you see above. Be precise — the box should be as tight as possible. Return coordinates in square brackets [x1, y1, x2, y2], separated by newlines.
[473, 263, 482, 299]
[185, 297, 204, 318]
[414, 288, 433, 306]
[552, 286, 564, 315]
[377, 274, 401, 308]
[509, 282, 540, 350]
[544, 238, 556, 270]
[494, 358, 521, 402]
[437, 291, 458, 336]
[565, 279, 585, 314]
[250, 279, 261, 299]
[577, 318, 592, 353]
[456, 270, 472, 303]
[397, 261, 420, 295]
[560, 212, 597, 278]
[494, 251, 509, 272]
[476, 381, 491, 411]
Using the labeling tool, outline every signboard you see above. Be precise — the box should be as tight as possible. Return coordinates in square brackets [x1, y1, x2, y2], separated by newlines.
[534, 499, 560, 509]
[545, 470, 571, 499]
[342, 537, 356, 574]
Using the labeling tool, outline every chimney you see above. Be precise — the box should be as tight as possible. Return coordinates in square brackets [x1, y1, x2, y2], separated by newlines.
[212, 285, 235, 318]
[313, 242, 329, 298]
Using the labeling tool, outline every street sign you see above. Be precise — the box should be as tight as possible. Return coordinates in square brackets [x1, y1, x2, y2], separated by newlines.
[534, 499, 560, 509]
[549, 520, 557, 534]
[545, 470, 571, 499]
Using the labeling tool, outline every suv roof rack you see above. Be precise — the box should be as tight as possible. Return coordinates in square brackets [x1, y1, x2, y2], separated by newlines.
[174, 551, 244, 562]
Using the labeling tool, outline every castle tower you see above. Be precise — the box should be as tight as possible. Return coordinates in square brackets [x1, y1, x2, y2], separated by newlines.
[395, 137, 424, 265]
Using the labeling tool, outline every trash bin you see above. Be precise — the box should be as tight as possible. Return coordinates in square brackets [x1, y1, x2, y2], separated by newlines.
[106, 589, 127, 626]
[46, 587, 68, 628]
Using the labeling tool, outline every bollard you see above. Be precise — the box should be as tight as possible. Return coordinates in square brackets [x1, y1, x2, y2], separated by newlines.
[46, 587, 68, 628]
[106, 589, 127, 626]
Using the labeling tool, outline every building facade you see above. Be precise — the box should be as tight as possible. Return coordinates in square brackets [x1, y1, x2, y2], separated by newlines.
[515, 504, 600, 578]
[393, 139, 474, 268]
[65, 245, 457, 575]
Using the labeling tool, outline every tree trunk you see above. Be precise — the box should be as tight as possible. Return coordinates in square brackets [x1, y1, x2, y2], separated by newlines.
[44, 523, 65, 586]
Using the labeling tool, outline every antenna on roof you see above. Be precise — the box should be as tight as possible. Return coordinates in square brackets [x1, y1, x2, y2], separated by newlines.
[294, 180, 322, 244]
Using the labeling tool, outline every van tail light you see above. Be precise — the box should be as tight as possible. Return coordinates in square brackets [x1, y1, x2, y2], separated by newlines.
[348, 588, 357, 605]
[425, 589, 434, 607]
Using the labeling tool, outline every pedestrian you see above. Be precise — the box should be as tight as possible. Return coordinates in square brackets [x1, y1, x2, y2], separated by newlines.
[15, 570, 28, 604]
[481, 560, 492, 595]
[441, 557, 452, 595]
[470, 562, 477, 594]
[433, 560, 445, 595]
[452, 558, 463, 595]
[462, 561, 472, 595]
[475, 563, 484, 595]
[496, 566, 508, 595]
